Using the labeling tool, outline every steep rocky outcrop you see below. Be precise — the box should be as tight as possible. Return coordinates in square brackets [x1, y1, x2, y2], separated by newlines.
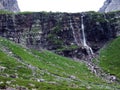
[0, 0, 20, 12]
[99, 0, 120, 13]
[0, 11, 120, 60]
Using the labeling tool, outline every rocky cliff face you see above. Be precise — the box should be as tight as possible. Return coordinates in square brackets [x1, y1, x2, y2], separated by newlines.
[0, 0, 20, 12]
[0, 11, 119, 60]
[99, 0, 120, 12]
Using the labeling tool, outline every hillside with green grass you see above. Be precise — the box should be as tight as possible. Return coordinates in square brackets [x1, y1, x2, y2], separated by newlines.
[99, 37, 120, 79]
[0, 37, 120, 90]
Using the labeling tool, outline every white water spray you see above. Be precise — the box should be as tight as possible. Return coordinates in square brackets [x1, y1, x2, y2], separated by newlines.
[81, 15, 94, 56]
[70, 15, 94, 58]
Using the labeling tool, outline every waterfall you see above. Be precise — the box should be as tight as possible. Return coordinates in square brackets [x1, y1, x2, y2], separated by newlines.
[81, 15, 94, 56]
[81, 16, 86, 46]
[70, 15, 94, 59]
[70, 19, 82, 47]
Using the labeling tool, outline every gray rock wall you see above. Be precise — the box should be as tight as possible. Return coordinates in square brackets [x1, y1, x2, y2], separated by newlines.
[0, 0, 20, 12]
[0, 11, 119, 60]
[99, 0, 120, 13]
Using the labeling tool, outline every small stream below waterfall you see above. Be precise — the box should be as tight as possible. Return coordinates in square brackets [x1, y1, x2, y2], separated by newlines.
[69, 14, 119, 83]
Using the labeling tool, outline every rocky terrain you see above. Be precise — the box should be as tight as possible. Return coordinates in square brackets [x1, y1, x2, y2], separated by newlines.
[0, 0, 20, 12]
[0, 36, 120, 90]
[0, 0, 120, 89]
[0, 11, 120, 60]
[99, 0, 120, 12]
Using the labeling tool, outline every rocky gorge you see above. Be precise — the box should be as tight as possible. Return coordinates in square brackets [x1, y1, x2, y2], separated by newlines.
[0, 11, 120, 60]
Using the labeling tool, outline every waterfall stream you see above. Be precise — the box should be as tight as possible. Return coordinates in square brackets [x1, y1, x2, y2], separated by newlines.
[70, 15, 118, 83]
[81, 15, 94, 56]
[70, 15, 94, 59]
[70, 19, 81, 47]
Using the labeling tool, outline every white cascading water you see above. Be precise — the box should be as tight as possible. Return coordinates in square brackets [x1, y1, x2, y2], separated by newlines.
[70, 15, 94, 58]
[81, 15, 94, 56]
[70, 19, 81, 47]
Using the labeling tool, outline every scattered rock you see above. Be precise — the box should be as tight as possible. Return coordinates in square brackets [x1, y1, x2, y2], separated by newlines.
[69, 75, 76, 79]
[32, 88, 37, 90]
[37, 79, 45, 82]
[86, 86, 91, 89]
[48, 81, 56, 85]
[6, 87, 16, 90]
[16, 86, 28, 90]
[0, 81, 4, 84]
[0, 66, 6, 72]
[6, 81, 11, 85]
[9, 52, 12, 54]
[28, 83, 35, 87]
[10, 74, 18, 78]
[107, 75, 116, 82]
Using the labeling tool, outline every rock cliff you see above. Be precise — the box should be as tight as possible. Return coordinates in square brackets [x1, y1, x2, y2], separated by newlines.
[0, 11, 120, 60]
[99, 0, 120, 12]
[0, 0, 20, 12]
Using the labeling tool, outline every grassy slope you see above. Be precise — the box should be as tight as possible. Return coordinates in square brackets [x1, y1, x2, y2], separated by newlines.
[99, 37, 120, 79]
[0, 37, 120, 89]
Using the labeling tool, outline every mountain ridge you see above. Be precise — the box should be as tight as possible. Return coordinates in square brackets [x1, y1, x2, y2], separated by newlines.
[99, 0, 120, 12]
[0, 0, 20, 12]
